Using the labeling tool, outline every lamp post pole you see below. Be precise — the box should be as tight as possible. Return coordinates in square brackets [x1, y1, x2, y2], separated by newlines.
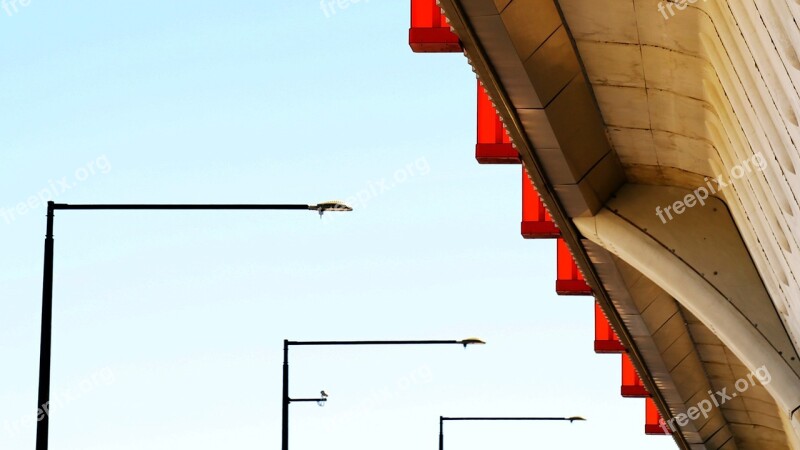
[281, 338, 484, 450]
[281, 339, 290, 450]
[438, 416, 586, 450]
[36, 202, 55, 450]
[35, 200, 350, 450]
[439, 415, 444, 450]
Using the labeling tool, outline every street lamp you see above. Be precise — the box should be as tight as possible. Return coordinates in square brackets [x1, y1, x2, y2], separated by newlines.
[438, 416, 585, 450]
[282, 338, 485, 450]
[35, 200, 351, 450]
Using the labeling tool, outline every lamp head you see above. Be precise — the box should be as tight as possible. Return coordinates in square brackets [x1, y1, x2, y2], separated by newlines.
[459, 338, 486, 348]
[568, 416, 586, 423]
[310, 201, 353, 217]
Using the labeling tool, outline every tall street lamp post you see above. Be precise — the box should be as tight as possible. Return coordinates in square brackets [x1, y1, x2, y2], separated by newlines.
[282, 338, 485, 450]
[35, 200, 351, 450]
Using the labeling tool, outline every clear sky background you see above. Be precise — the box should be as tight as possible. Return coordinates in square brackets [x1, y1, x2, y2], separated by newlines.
[0, 1, 677, 449]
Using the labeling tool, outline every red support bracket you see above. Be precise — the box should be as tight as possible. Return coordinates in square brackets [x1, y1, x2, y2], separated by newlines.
[409, 0, 462, 53]
[594, 302, 625, 353]
[522, 168, 559, 239]
[621, 353, 649, 398]
[476, 81, 519, 164]
[645, 398, 671, 435]
[556, 238, 592, 295]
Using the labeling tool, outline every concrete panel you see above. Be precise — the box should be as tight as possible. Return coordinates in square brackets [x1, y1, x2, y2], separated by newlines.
[593, 85, 650, 130]
[576, 40, 645, 88]
[500, 0, 561, 60]
[523, 26, 581, 106]
[543, 76, 612, 184]
[460, 0, 503, 16]
[472, 15, 543, 108]
[558, 0, 639, 43]
[517, 108, 559, 148]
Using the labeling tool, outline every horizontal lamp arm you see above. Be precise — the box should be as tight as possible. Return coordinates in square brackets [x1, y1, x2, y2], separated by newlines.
[53, 203, 311, 211]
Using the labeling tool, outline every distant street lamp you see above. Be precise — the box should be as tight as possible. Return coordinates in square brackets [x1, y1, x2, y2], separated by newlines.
[438, 416, 586, 450]
[35, 200, 351, 450]
[282, 338, 485, 450]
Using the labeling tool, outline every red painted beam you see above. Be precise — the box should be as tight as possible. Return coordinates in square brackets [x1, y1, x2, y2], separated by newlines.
[645, 398, 671, 435]
[621, 353, 649, 398]
[522, 168, 559, 239]
[594, 302, 625, 353]
[476, 81, 519, 164]
[556, 238, 592, 295]
[409, 0, 462, 53]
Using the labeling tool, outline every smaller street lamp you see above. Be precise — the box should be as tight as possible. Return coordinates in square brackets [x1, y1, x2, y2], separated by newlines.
[282, 338, 485, 450]
[438, 415, 586, 450]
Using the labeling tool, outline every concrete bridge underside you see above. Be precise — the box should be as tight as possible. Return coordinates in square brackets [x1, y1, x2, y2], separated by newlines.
[437, 0, 800, 448]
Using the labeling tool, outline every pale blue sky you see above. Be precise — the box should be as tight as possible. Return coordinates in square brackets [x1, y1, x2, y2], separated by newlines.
[0, 1, 677, 449]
